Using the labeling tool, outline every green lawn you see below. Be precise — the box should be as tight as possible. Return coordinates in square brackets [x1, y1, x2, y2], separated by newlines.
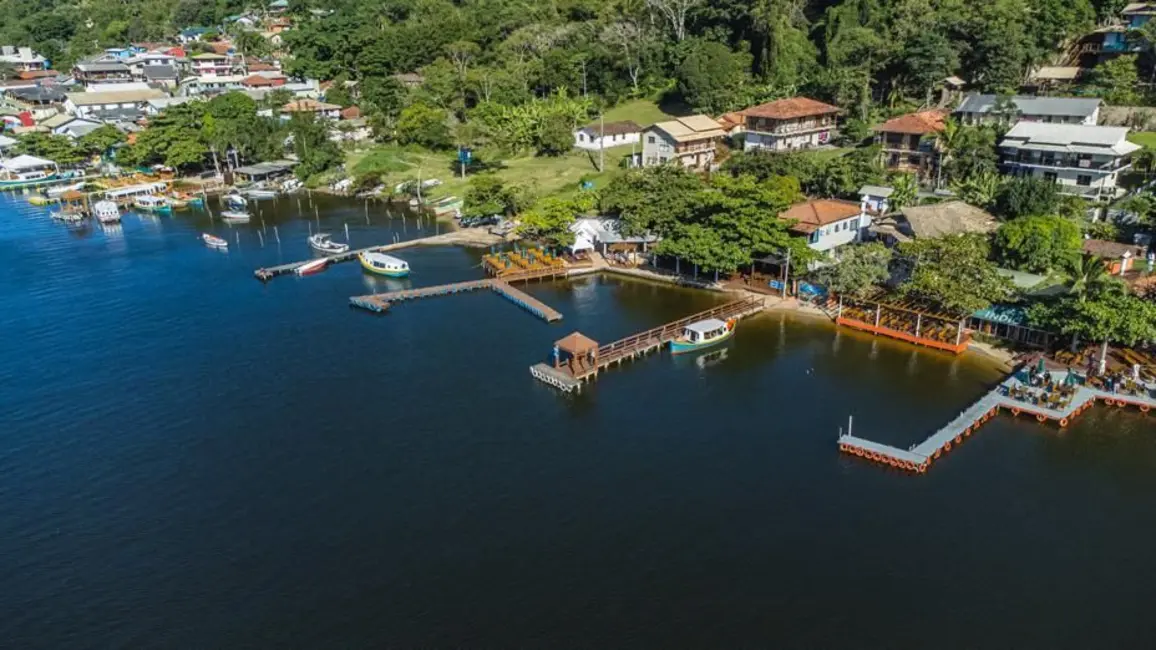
[348, 143, 635, 202]
[1128, 131, 1156, 150]
[600, 99, 686, 127]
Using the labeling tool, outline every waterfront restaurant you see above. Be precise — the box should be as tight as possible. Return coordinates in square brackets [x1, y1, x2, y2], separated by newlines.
[232, 160, 297, 184]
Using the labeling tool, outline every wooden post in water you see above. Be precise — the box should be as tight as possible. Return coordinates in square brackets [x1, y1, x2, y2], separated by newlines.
[274, 225, 280, 244]
[258, 230, 264, 247]
[345, 222, 350, 242]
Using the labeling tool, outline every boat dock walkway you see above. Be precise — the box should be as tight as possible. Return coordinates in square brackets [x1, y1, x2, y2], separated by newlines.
[530, 296, 766, 392]
[839, 370, 1154, 474]
[349, 269, 564, 322]
[254, 230, 506, 281]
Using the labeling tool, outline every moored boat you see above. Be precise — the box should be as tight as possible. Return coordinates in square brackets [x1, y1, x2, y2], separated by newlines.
[202, 233, 228, 248]
[93, 200, 121, 224]
[428, 195, 463, 216]
[246, 188, 278, 199]
[308, 232, 350, 254]
[295, 258, 329, 276]
[133, 194, 172, 212]
[358, 251, 410, 277]
[670, 318, 735, 354]
[220, 210, 251, 222]
[223, 192, 248, 209]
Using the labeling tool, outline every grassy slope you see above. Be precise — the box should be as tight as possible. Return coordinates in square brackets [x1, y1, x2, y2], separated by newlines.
[1127, 132, 1156, 149]
[347, 100, 684, 202]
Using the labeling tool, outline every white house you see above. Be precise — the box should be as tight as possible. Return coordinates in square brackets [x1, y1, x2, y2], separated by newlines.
[189, 53, 236, 77]
[569, 217, 659, 256]
[859, 185, 893, 216]
[573, 120, 641, 150]
[998, 121, 1140, 199]
[779, 199, 868, 256]
[64, 88, 167, 121]
[955, 95, 1102, 126]
[641, 115, 726, 170]
[42, 114, 103, 139]
[0, 46, 47, 72]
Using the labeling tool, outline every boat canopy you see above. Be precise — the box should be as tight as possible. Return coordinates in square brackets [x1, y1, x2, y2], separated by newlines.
[364, 252, 408, 268]
[684, 318, 728, 335]
[105, 182, 167, 198]
[1, 154, 57, 171]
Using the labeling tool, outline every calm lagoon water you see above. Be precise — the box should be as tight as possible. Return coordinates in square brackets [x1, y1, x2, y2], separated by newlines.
[2, 192, 1155, 648]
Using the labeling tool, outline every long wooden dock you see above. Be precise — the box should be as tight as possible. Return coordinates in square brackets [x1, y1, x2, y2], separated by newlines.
[529, 296, 766, 392]
[349, 275, 563, 322]
[839, 369, 1155, 474]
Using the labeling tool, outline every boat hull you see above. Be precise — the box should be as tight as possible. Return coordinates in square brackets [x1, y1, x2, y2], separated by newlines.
[358, 255, 410, 277]
[670, 325, 735, 355]
[296, 259, 328, 276]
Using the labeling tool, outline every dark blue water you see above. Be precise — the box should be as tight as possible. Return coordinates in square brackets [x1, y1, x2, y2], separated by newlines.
[3, 192, 1156, 648]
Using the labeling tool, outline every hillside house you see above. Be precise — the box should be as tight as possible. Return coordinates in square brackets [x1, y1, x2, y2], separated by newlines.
[282, 98, 341, 121]
[1123, 3, 1156, 28]
[873, 110, 946, 179]
[640, 115, 726, 170]
[0, 47, 47, 72]
[72, 59, 133, 88]
[1082, 239, 1148, 275]
[190, 53, 236, 77]
[955, 95, 1101, 126]
[779, 199, 867, 256]
[574, 120, 641, 150]
[741, 97, 839, 152]
[64, 88, 167, 121]
[998, 122, 1139, 199]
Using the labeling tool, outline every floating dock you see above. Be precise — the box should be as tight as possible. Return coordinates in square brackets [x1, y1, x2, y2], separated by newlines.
[530, 296, 766, 393]
[839, 370, 1155, 473]
[349, 269, 565, 322]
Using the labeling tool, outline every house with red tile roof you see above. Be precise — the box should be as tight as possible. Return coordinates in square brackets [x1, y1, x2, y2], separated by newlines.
[741, 97, 840, 152]
[873, 110, 947, 178]
[778, 199, 867, 255]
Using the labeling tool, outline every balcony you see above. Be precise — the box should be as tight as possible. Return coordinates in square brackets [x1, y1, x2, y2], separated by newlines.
[1001, 154, 1129, 173]
[746, 119, 836, 136]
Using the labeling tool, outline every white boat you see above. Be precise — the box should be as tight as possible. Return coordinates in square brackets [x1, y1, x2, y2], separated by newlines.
[246, 188, 278, 199]
[133, 194, 171, 212]
[308, 232, 350, 254]
[93, 200, 121, 224]
[223, 192, 248, 209]
[202, 233, 228, 248]
[220, 210, 251, 222]
[295, 258, 329, 276]
[281, 178, 303, 193]
[46, 181, 85, 198]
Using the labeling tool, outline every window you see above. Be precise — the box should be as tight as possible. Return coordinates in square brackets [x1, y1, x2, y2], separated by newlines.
[1077, 174, 1092, 186]
[647, 135, 655, 144]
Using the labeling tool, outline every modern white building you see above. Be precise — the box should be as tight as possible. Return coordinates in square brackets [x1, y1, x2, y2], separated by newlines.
[955, 95, 1101, 126]
[64, 88, 168, 121]
[998, 122, 1140, 199]
[569, 217, 659, 255]
[573, 120, 641, 150]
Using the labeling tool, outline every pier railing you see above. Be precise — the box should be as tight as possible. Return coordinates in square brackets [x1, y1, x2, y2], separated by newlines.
[597, 296, 764, 363]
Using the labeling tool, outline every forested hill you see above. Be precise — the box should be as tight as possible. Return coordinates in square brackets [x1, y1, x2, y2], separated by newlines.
[0, 0, 1127, 112]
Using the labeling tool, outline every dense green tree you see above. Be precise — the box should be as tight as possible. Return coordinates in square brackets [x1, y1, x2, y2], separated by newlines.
[898, 233, 1015, 313]
[992, 215, 1083, 273]
[76, 125, 126, 157]
[811, 242, 893, 299]
[993, 177, 1061, 220]
[396, 102, 453, 149]
[287, 114, 342, 180]
[1090, 55, 1141, 105]
[1028, 292, 1156, 365]
[676, 38, 752, 114]
[600, 165, 703, 237]
[14, 133, 84, 166]
[464, 175, 517, 217]
[517, 193, 595, 246]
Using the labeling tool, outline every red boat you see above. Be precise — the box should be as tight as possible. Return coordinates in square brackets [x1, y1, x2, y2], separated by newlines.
[295, 258, 329, 276]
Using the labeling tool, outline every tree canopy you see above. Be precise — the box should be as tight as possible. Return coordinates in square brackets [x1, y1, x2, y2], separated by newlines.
[898, 233, 1015, 314]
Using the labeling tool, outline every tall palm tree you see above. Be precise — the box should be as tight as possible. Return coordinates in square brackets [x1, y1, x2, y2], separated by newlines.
[888, 173, 918, 211]
[1066, 254, 1123, 303]
[933, 117, 962, 190]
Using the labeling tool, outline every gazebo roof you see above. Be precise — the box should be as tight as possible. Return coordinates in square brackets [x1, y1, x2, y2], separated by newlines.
[555, 332, 599, 355]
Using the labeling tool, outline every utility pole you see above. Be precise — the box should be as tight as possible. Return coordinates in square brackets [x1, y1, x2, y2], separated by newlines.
[780, 247, 792, 299]
[599, 112, 605, 172]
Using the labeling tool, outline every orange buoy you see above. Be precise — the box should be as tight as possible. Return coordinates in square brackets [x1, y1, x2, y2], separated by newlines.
[1141, 406, 1150, 414]
[944, 442, 952, 452]
[1117, 400, 1125, 408]
[1036, 414, 1046, 423]
[933, 450, 942, 460]
[1059, 418, 1068, 428]
[1012, 408, 1020, 416]
[954, 435, 962, 444]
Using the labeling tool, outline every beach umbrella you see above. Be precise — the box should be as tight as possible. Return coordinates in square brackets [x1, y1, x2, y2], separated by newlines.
[1036, 356, 1047, 376]
[1064, 369, 1078, 386]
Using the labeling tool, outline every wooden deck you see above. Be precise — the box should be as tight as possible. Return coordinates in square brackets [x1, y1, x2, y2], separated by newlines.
[531, 296, 766, 391]
[839, 369, 1156, 474]
[349, 275, 563, 322]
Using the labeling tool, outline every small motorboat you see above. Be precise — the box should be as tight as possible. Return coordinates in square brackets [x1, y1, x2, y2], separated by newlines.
[93, 200, 121, 224]
[202, 233, 228, 249]
[220, 210, 251, 222]
[246, 188, 278, 199]
[308, 232, 350, 254]
[670, 318, 735, 354]
[222, 192, 247, 209]
[358, 251, 410, 277]
[133, 194, 172, 213]
[46, 181, 85, 198]
[169, 197, 189, 209]
[295, 258, 329, 276]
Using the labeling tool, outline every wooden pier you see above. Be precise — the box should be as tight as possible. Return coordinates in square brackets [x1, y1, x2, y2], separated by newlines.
[349, 274, 563, 322]
[839, 369, 1155, 474]
[530, 296, 766, 392]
